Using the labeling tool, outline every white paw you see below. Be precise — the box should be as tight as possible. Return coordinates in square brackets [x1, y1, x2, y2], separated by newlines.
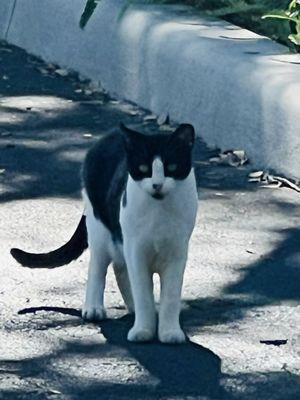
[159, 328, 186, 344]
[127, 325, 155, 342]
[82, 305, 106, 321]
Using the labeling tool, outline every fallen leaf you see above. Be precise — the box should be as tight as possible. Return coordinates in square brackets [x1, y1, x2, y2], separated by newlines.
[55, 68, 69, 77]
[248, 170, 264, 179]
[0, 47, 12, 53]
[157, 113, 169, 125]
[47, 389, 62, 395]
[209, 150, 248, 167]
[37, 67, 49, 75]
[159, 124, 173, 132]
[143, 114, 157, 122]
[260, 182, 282, 189]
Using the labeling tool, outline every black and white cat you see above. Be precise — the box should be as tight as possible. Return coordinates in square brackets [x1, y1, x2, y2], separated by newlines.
[11, 123, 198, 343]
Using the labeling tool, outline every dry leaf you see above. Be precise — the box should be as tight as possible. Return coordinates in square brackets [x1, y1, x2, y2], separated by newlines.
[159, 124, 173, 132]
[249, 170, 264, 179]
[37, 67, 49, 75]
[55, 68, 69, 77]
[157, 113, 168, 126]
[0, 47, 12, 53]
[209, 150, 248, 167]
[47, 389, 62, 395]
[143, 114, 157, 122]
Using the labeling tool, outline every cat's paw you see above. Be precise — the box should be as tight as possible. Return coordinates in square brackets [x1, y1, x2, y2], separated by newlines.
[127, 326, 155, 342]
[159, 328, 186, 344]
[82, 305, 106, 321]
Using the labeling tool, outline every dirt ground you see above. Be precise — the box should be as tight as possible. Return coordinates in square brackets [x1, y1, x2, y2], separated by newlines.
[0, 41, 299, 399]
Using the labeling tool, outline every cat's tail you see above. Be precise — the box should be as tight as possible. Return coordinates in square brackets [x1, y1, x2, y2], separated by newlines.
[10, 215, 88, 268]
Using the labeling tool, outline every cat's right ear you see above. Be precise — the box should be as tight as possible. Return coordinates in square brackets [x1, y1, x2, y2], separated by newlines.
[120, 123, 143, 149]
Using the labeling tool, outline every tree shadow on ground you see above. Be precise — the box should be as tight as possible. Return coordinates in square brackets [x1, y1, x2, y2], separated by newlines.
[0, 311, 225, 399]
[225, 227, 300, 302]
[2, 308, 300, 399]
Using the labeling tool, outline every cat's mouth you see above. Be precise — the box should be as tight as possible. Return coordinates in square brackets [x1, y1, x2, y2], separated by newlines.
[151, 192, 165, 200]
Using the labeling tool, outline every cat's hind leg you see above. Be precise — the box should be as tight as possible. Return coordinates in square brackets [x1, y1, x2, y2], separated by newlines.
[82, 214, 111, 321]
[112, 262, 134, 313]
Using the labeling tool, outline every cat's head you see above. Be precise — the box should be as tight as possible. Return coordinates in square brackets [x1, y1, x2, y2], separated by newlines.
[121, 123, 195, 200]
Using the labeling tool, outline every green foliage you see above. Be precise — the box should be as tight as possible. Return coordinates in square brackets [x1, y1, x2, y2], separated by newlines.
[262, 0, 300, 48]
[80, 0, 100, 29]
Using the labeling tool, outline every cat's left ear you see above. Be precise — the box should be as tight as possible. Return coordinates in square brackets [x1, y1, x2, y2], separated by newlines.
[171, 124, 195, 148]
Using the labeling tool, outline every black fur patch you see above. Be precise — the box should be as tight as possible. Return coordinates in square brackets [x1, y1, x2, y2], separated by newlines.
[83, 133, 127, 243]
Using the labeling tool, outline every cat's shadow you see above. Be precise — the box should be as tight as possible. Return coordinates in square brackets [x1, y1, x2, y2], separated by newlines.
[18, 306, 226, 398]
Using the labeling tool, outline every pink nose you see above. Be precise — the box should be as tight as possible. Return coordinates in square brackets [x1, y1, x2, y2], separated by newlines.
[152, 183, 163, 191]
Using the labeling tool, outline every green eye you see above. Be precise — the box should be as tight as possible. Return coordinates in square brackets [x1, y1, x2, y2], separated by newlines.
[139, 164, 149, 173]
[167, 164, 177, 172]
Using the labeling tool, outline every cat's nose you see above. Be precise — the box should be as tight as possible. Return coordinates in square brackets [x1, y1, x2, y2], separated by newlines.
[152, 183, 163, 191]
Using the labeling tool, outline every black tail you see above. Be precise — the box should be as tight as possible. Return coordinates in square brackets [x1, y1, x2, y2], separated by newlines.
[10, 215, 88, 268]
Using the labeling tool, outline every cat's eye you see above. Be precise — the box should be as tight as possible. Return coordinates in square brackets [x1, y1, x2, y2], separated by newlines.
[139, 164, 149, 173]
[167, 164, 177, 172]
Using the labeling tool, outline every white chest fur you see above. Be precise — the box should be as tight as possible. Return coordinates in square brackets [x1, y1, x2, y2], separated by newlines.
[120, 169, 198, 270]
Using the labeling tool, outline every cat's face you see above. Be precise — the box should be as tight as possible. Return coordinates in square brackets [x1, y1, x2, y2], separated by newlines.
[121, 123, 195, 200]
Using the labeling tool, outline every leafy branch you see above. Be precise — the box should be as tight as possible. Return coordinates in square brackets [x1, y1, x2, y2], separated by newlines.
[262, 0, 300, 47]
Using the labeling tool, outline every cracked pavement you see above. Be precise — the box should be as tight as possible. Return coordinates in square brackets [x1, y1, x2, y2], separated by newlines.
[0, 41, 299, 399]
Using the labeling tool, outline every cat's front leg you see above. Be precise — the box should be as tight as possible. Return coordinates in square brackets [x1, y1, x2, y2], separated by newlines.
[125, 244, 156, 342]
[158, 251, 187, 344]
[82, 215, 111, 321]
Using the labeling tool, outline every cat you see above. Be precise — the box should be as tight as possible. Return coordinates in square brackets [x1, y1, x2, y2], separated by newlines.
[11, 123, 198, 343]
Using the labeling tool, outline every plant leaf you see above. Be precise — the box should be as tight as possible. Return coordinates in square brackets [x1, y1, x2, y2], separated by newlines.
[262, 11, 299, 23]
[80, 0, 100, 29]
[289, 32, 300, 44]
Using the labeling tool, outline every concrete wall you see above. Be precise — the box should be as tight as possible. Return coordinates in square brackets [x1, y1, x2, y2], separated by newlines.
[0, 0, 16, 38]
[1, 0, 300, 178]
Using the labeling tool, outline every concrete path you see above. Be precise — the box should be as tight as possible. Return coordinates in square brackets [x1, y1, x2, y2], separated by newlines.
[0, 41, 299, 400]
